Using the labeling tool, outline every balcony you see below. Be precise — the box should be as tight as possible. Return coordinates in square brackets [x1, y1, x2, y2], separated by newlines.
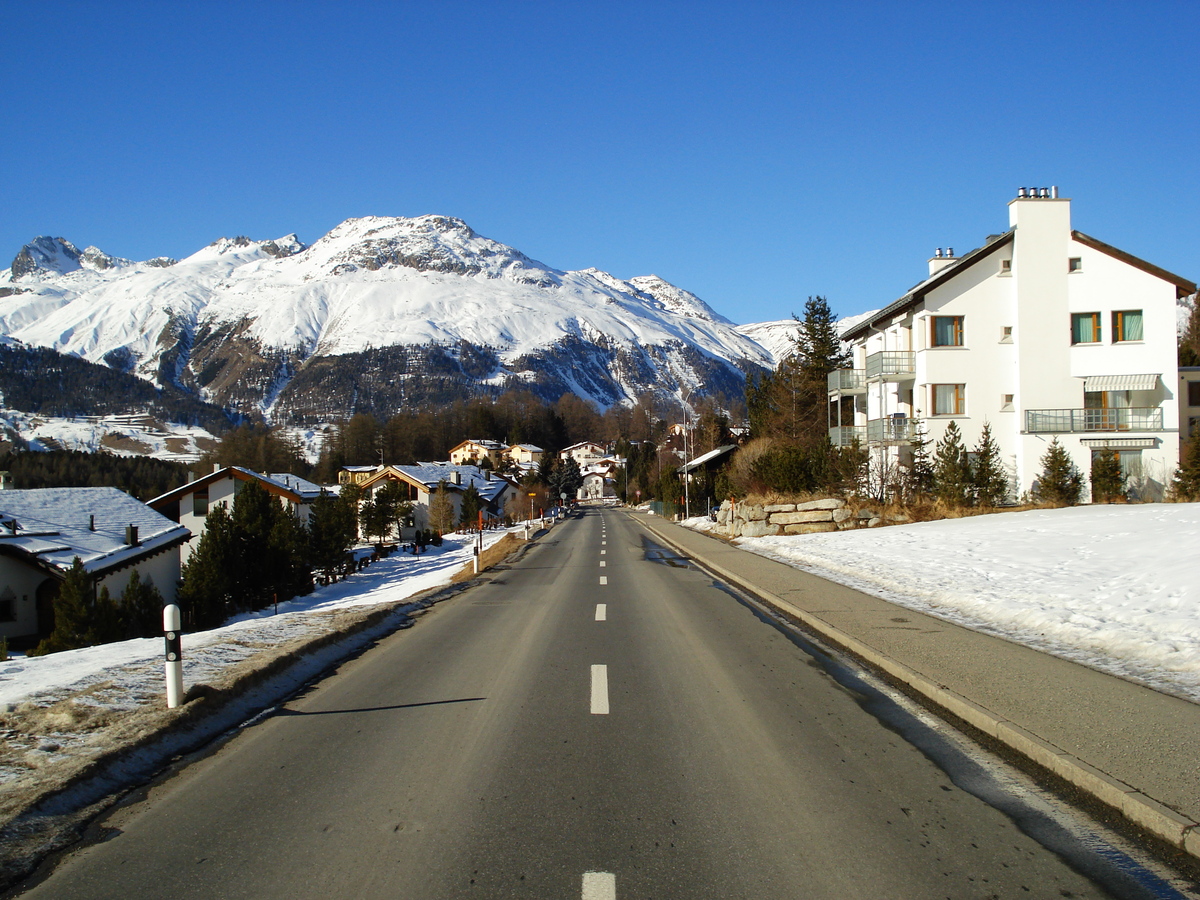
[1024, 407, 1164, 434]
[828, 425, 866, 447]
[867, 416, 921, 443]
[828, 369, 866, 395]
[865, 351, 915, 381]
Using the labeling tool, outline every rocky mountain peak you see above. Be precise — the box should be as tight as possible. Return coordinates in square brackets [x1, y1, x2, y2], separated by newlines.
[10, 237, 83, 279]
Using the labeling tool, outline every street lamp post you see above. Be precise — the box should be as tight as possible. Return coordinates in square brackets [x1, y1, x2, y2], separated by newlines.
[682, 385, 703, 520]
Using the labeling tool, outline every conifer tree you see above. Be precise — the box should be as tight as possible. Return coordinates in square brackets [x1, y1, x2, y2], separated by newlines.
[1171, 437, 1200, 501]
[179, 504, 237, 629]
[309, 490, 357, 577]
[1090, 450, 1126, 504]
[903, 421, 935, 502]
[459, 482, 482, 530]
[120, 569, 164, 639]
[32, 558, 94, 654]
[971, 422, 1009, 507]
[90, 585, 125, 645]
[1034, 438, 1084, 506]
[932, 421, 973, 507]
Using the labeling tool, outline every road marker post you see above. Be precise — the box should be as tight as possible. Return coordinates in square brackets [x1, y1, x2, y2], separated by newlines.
[163, 604, 183, 708]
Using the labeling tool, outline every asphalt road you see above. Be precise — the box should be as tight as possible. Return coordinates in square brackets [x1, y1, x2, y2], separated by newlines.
[15, 509, 1134, 899]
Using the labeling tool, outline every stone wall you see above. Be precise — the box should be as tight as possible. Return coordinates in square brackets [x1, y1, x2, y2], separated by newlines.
[714, 497, 907, 537]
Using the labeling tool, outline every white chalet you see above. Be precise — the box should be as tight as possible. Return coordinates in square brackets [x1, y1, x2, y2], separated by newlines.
[831, 188, 1195, 501]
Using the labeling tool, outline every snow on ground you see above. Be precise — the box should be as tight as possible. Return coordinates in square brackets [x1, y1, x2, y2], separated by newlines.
[690, 504, 1200, 704]
[0, 528, 514, 712]
[0, 409, 216, 462]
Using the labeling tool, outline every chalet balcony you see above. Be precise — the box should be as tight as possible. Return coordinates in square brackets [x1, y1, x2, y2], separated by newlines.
[828, 369, 866, 395]
[865, 351, 915, 381]
[1024, 407, 1164, 434]
[867, 416, 921, 443]
[828, 425, 867, 447]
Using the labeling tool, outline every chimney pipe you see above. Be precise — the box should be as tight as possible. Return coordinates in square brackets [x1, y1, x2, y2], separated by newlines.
[125, 524, 140, 546]
[1051, 185, 1059, 198]
[89, 514, 95, 531]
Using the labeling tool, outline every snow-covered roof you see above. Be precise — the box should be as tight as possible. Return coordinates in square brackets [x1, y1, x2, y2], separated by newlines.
[387, 464, 515, 505]
[265, 473, 329, 501]
[0, 487, 189, 578]
[509, 443, 543, 452]
[150, 466, 325, 509]
[678, 444, 738, 474]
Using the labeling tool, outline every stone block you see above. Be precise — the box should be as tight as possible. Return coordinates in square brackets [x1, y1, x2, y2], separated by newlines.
[763, 503, 796, 513]
[783, 522, 839, 535]
[770, 510, 834, 525]
[739, 519, 780, 538]
[796, 498, 845, 512]
[832, 507, 853, 523]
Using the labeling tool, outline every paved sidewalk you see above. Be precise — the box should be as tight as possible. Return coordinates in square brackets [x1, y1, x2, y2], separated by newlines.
[633, 512, 1200, 860]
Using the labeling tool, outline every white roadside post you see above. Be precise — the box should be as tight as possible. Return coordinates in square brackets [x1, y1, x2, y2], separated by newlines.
[164, 604, 183, 708]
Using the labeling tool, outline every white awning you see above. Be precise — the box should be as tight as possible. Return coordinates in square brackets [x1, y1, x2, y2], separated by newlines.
[1082, 374, 1159, 392]
[1080, 438, 1159, 449]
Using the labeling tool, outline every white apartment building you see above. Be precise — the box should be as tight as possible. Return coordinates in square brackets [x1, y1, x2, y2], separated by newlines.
[830, 188, 1195, 501]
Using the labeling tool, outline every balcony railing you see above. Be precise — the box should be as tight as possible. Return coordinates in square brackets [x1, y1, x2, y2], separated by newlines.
[828, 369, 866, 394]
[865, 351, 915, 380]
[828, 425, 867, 447]
[867, 416, 921, 443]
[1024, 407, 1164, 434]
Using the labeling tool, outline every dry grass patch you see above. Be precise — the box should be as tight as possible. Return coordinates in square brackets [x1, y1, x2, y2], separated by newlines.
[451, 533, 526, 583]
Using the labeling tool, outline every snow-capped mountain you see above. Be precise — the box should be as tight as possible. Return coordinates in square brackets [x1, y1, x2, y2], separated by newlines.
[0, 217, 773, 422]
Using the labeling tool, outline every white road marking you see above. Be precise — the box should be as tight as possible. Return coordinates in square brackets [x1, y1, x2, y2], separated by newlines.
[600, 576, 608, 585]
[591, 665, 609, 714]
[601, 549, 606, 554]
[595, 603, 606, 621]
[602, 541, 606, 545]
[600, 560, 606, 567]
[582, 871, 616, 899]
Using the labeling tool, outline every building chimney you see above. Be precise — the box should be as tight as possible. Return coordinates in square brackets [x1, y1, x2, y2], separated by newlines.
[928, 247, 958, 276]
[125, 524, 140, 546]
[89, 514, 95, 532]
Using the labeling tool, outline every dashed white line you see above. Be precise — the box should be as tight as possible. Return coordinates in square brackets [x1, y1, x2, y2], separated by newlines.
[600, 576, 607, 585]
[582, 871, 616, 899]
[595, 603, 606, 621]
[601, 549, 606, 555]
[590, 665, 609, 714]
[600, 560, 606, 567]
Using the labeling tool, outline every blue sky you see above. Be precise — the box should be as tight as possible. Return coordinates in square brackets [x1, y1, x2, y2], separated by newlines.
[4, 1, 1197, 324]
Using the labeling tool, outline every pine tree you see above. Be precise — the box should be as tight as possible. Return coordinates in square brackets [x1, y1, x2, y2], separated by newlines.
[32, 558, 94, 654]
[1090, 450, 1126, 504]
[904, 421, 935, 502]
[1171, 437, 1200, 501]
[459, 482, 482, 530]
[932, 421, 973, 507]
[120, 569, 164, 639]
[309, 491, 357, 576]
[1034, 438, 1084, 506]
[971, 422, 1009, 507]
[179, 504, 237, 629]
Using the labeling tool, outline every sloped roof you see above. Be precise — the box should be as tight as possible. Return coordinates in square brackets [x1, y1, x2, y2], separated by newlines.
[0, 487, 190, 579]
[150, 466, 319, 510]
[363, 464, 516, 505]
[677, 444, 738, 474]
[843, 233, 1014, 340]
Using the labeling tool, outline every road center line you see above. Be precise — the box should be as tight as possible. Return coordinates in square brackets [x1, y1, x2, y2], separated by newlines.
[599, 576, 608, 585]
[582, 871, 616, 899]
[595, 603, 606, 621]
[600, 560, 606, 567]
[601, 549, 606, 554]
[590, 665, 609, 714]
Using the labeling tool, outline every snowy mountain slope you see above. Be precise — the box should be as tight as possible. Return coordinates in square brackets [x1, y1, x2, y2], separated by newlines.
[1, 218, 773, 421]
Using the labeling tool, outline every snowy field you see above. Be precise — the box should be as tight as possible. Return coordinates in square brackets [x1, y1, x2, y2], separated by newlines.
[692, 504, 1200, 704]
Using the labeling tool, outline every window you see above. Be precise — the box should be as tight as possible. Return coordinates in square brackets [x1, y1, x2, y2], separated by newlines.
[999, 258, 1012, 275]
[1000, 394, 1015, 412]
[1071, 312, 1101, 344]
[1189, 382, 1200, 407]
[1000, 325, 1013, 343]
[1091, 449, 1143, 479]
[1069, 257, 1083, 273]
[931, 316, 964, 347]
[193, 489, 209, 517]
[1112, 310, 1143, 342]
[932, 384, 965, 416]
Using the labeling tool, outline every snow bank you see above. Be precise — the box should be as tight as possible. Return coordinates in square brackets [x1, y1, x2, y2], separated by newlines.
[726, 504, 1200, 703]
